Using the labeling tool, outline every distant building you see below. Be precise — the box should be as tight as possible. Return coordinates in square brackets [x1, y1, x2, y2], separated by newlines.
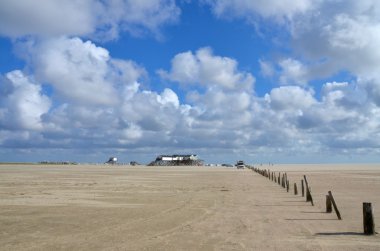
[155, 154, 198, 161]
[105, 157, 117, 164]
[149, 154, 202, 166]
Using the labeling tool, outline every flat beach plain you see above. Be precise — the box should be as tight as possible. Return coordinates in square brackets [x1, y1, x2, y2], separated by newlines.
[0, 164, 379, 250]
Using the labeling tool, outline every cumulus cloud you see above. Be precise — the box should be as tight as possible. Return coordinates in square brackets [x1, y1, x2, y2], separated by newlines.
[0, 0, 97, 37]
[101, 0, 180, 39]
[19, 37, 146, 106]
[206, 1, 380, 90]
[278, 58, 309, 86]
[0, 37, 193, 155]
[0, 70, 51, 130]
[266, 86, 316, 111]
[1, 43, 372, 160]
[288, 1, 380, 82]
[160, 47, 255, 90]
[204, 0, 315, 21]
[0, 0, 180, 39]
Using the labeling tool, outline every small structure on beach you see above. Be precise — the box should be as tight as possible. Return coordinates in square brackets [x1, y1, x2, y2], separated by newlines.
[149, 154, 203, 166]
[105, 157, 118, 165]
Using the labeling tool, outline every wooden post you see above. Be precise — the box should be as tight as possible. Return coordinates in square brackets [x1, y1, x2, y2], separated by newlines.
[286, 180, 289, 192]
[306, 187, 311, 201]
[363, 202, 375, 235]
[303, 175, 309, 190]
[304, 176, 314, 206]
[294, 183, 298, 195]
[301, 180, 304, 197]
[278, 173, 280, 185]
[326, 195, 332, 213]
[328, 191, 342, 220]
[284, 173, 287, 188]
[306, 187, 314, 206]
[304, 176, 310, 201]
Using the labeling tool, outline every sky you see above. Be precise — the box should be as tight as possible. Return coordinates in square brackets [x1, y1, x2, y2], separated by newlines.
[1, 0, 380, 164]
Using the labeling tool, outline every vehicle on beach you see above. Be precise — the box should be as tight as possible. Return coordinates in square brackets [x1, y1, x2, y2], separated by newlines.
[236, 160, 245, 169]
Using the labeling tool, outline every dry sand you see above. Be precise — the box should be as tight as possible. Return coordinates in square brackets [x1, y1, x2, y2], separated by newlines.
[0, 164, 379, 250]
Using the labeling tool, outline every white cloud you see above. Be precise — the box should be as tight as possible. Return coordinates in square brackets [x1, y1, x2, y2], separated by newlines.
[0, 0, 180, 39]
[120, 89, 184, 132]
[356, 77, 380, 107]
[290, 1, 380, 81]
[266, 86, 316, 111]
[160, 47, 255, 90]
[0, 37, 194, 153]
[205, 0, 315, 21]
[259, 59, 275, 77]
[206, 1, 380, 93]
[0, 0, 97, 37]
[21, 37, 146, 106]
[0, 70, 51, 130]
[157, 88, 180, 108]
[101, 0, 180, 39]
[119, 123, 143, 143]
[278, 58, 309, 86]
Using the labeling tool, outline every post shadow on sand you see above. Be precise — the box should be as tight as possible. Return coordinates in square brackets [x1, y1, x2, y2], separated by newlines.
[315, 232, 369, 236]
[300, 211, 327, 214]
[253, 204, 311, 207]
[285, 218, 339, 221]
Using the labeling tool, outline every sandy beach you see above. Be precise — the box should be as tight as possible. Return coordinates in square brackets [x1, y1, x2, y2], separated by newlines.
[0, 164, 379, 250]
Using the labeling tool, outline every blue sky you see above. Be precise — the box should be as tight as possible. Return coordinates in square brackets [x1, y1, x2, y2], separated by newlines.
[1, 0, 380, 164]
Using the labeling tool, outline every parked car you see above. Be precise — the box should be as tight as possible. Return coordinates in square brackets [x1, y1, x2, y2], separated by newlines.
[236, 160, 245, 169]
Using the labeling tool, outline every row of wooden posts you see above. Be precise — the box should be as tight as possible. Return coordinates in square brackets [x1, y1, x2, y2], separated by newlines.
[251, 167, 376, 235]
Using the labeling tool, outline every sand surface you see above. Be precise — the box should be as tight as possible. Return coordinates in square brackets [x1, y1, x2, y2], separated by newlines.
[0, 164, 379, 250]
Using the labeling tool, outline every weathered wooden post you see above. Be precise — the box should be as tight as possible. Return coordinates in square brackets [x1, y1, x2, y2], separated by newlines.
[278, 173, 281, 185]
[306, 187, 311, 201]
[286, 180, 289, 192]
[301, 180, 304, 197]
[284, 173, 287, 187]
[294, 183, 298, 195]
[328, 191, 342, 220]
[304, 175, 314, 206]
[306, 187, 314, 206]
[326, 195, 332, 213]
[304, 176, 310, 202]
[363, 202, 375, 235]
